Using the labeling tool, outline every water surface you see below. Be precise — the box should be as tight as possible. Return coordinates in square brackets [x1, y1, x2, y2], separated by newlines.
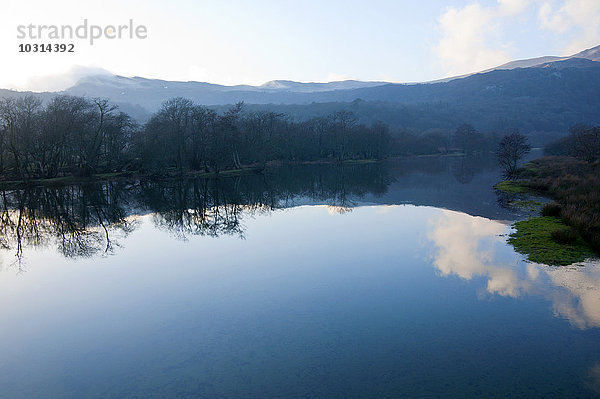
[1, 155, 599, 398]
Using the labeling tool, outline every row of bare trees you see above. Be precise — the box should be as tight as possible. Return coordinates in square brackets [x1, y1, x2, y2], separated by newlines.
[136, 99, 393, 173]
[6, 94, 541, 181]
[0, 95, 394, 179]
[0, 95, 135, 179]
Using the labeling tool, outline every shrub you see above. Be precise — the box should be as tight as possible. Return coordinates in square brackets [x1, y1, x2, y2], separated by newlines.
[551, 227, 578, 245]
[542, 203, 562, 217]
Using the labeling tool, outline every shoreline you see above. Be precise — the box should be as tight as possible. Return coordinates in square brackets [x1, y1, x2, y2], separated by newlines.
[0, 153, 472, 190]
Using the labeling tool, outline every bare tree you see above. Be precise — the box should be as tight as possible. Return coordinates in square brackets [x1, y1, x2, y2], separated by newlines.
[497, 130, 531, 178]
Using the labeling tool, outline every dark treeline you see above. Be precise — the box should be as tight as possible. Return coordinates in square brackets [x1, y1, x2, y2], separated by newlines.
[0, 95, 393, 179]
[395, 123, 503, 156]
[140, 101, 504, 168]
[138, 98, 395, 172]
[214, 98, 573, 148]
[544, 124, 600, 162]
[0, 95, 511, 181]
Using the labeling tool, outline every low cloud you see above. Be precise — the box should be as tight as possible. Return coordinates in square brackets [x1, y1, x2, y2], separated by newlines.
[435, 1, 530, 77]
[538, 0, 600, 54]
[20, 65, 112, 92]
[435, 0, 600, 78]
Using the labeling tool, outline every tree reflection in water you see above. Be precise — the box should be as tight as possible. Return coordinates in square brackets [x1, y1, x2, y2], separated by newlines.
[0, 163, 391, 267]
[0, 184, 136, 271]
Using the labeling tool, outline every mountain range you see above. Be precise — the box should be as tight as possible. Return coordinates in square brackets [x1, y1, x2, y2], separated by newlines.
[2, 45, 600, 140]
[61, 44, 600, 109]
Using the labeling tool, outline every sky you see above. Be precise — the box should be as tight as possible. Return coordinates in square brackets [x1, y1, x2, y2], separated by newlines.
[1, 0, 599, 91]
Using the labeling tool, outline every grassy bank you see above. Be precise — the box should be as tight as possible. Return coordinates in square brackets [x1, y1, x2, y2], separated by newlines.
[500, 156, 600, 265]
[509, 216, 595, 265]
[518, 156, 600, 252]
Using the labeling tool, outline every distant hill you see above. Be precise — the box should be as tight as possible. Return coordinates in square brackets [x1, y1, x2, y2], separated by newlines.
[429, 44, 600, 82]
[224, 57, 600, 143]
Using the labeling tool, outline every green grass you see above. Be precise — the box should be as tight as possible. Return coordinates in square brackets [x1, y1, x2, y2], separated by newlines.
[510, 199, 544, 211]
[516, 156, 600, 252]
[494, 180, 531, 193]
[508, 216, 596, 266]
[521, 162, 542, 174]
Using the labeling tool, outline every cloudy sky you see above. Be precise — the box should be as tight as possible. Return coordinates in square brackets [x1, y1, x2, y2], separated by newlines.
[1, 0, 599, 91]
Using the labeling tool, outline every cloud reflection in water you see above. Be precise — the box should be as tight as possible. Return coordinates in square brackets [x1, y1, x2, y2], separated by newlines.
[429, 209, 600, 329]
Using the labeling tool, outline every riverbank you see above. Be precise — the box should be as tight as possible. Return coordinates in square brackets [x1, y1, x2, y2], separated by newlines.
[496, 156, 600, 265]
[0, 168, 261, 190]
[0, 152, 488, 190]
[0, 158, 386, 189]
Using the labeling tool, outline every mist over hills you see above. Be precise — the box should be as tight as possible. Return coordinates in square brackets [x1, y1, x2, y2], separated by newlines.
[2, 45, 600, 143]
[62, 44, 600, 109]
[64, 75, 390, 110]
